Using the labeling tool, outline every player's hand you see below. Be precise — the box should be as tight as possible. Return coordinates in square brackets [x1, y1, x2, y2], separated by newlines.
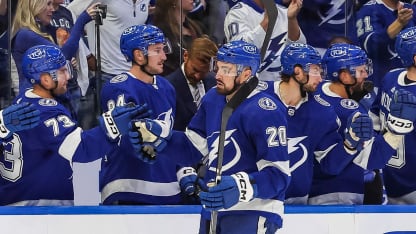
[130, 118, 171, 151]
[387, 89, 416, 134]
[99, 103, 150, 140]
[199, 172, 257, 211]
[0, 102, 40, 139]
[344, 111, 373, 151]
[177, 167, 199, 196]
[287, 0, 302, 19]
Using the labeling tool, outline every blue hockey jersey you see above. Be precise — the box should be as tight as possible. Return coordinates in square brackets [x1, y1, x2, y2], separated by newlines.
[168, 81, 290, 228]
[0, 90, 115, 206]
[99, 72, 180, 205]
[299, 0, 357, 50]
[309, 82, 396, 204]
[259, 81, 359, 204]
[356, 0, 416, 88]
[372, 68, 416, 203]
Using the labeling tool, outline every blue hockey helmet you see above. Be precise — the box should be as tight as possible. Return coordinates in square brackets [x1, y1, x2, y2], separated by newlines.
[213, 40, 260, 75]
[322, 43, 372, 81]
[120, 24, 168, 62]
[395, 26, 416, 67]
[281, 43, 322, 76]
[22, 44, 67, 84]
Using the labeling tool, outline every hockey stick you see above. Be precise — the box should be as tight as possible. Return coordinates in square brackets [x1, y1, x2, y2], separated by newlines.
[209, 77, 259, 234]
[260, 0, 278, 62]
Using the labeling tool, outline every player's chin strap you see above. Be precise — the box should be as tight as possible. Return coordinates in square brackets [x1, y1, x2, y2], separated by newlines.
[209, 76, 258, 234]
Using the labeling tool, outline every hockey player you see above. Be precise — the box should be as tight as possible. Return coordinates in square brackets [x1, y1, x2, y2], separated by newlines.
[0, 44, 147, 205]
[99, 24, 184, 205]
[258, 43, 374, 204]
[131, 40, 290, 233]
[224, 0, 306, 81]
[371, 26, 416, 204]
[0, 102, 40, 140]
[308, 43, 414, 205]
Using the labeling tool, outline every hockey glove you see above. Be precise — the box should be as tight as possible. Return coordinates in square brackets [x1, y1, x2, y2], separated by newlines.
[99, 103, 150, 141]
[0, 102, 40, 139]
[128, 120, 161, 164]
[344, 111, 373, 151]
[387, 89, 416, 134]
[177, 167, 198, 196]
[199, 172, 257, 211]
[130, 118, 171, 151]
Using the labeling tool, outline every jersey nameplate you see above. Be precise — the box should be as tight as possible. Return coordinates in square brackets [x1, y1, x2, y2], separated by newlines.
[256, 81, 268, 91]
[314, 94, 331, 107]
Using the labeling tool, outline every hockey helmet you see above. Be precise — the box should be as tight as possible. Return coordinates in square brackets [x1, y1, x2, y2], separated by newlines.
[281, 43, 322, 76]
[322, 43, 372, 81]
[120, 24, 171, 62]
[396, 26, 416, 67]
[22, 44, 67, 84]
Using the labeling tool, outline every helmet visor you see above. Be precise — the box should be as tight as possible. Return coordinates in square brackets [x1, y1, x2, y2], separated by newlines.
[210, 57, 238, 76]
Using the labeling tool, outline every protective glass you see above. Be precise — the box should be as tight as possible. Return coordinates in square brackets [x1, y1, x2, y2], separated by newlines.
[147, 41, 173, 56]
[210, 57, 238, 76]
[304, 63, 326, 77]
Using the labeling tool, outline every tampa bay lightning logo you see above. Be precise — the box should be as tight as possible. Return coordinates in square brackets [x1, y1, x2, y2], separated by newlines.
[39, 98, 58, 106]
[110, 74, 128, 83]
[140, 4, 146, 12]
[208, 129, 241, 173]
[317, 0, 353, 26]
[258, 97, 277, 110]
[260, 34, 285, 73]
[340, 99, 359, 109]
[288, 136, 308, 172]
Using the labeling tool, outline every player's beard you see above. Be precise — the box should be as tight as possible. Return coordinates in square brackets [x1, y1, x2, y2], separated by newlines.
[349, 80, 374, 102]
[216, 78, 240, 96]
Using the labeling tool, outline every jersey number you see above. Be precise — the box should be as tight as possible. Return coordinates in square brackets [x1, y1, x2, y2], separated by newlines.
[356, 16, 373, 37]
[266, 126, 287, 147]
[0, 134, 23, 182]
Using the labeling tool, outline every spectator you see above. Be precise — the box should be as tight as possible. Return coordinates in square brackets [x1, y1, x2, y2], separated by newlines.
[152, 0, 205, 76]
[11, 0, 98, 93]
[224, 0, 305, 81]
[0, 44, 148, 205]
[166, 36, 217, 131]
[356, 0, 416, 90]
[68, 0, 151, 82]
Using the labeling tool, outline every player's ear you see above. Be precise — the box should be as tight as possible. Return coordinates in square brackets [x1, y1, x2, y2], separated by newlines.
[133, 49, 146, 65]
[293, 66, 303, 79]
[39, 73, 54, 88]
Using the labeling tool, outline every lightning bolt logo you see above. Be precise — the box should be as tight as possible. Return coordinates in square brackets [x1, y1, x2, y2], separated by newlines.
[260, 33, 286, 73]
[208, 129, 241, 172]
[317, 0, 353, 26]
[288, 136, 308, 172]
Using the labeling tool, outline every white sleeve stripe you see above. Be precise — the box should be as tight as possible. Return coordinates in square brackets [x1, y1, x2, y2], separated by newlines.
[58, 127, 82, 162]
[314, 143, 338, 163]
[352, 137, 374, 169]
[256, 159, 290, 176]
[185, 128, 209, 156]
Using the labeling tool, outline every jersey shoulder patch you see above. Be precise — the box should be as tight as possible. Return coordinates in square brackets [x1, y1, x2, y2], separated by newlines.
[313, 94, 331, 107]
[258, 97, 277, 110]
[110, 74, 128, 83]
[340, 98, 359, 110]
[38, 98, 58, 107]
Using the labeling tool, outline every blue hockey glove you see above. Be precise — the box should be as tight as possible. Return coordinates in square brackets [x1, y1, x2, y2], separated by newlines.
[0, 102, 40, 139]
[99, 103, 150, 140]
[177, 167, 200, 196]
[131, 118, 171, 149]
[344, 111, 373, 151]
[387, 89, 416, 134]
[128, 121, 158, 164]
[199, 172, 257, 211]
